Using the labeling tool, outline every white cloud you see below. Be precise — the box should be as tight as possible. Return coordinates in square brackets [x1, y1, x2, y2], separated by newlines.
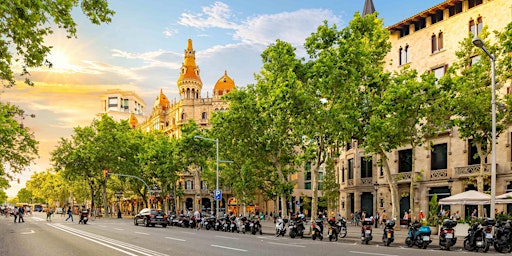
[178, 1, 239, 30]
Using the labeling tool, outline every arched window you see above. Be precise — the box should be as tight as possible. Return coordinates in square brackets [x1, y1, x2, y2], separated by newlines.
[181, 112, 186, 120]
[469, 19, 476, 35]
[399, 47, 404, 65]
[431, 34, 437, 53]
[201, 112, 207, 119]
[476, 17, 483, 35]
[437, 32, 443, 50]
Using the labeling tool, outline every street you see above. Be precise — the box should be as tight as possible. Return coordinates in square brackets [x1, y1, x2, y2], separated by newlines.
[0, 212, 506, 256]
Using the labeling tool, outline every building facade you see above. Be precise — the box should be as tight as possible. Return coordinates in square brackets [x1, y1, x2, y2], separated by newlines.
[338, 0, 512, 221]
[99, 89, 147, 125]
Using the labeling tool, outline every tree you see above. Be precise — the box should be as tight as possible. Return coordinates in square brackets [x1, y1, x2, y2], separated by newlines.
[0, 0, 114, 87]
[16, 188, 33, 203]
[0, 102, 38, 190]
[321, 157, 339, 217]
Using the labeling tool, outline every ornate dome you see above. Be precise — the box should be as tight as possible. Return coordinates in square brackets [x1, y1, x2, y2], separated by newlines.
[214, 70, 235, 95]
[177, 39, 202, 85]
[153, 89, 170, 109]
[129, 112, 138, 128]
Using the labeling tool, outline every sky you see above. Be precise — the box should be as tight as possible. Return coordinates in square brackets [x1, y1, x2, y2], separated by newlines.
[2, 0, 444, 197]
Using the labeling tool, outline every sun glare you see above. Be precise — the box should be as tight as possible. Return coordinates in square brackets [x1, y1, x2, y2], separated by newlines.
[48, 50, 70, 69]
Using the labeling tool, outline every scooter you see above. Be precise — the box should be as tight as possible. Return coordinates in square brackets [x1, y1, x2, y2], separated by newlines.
[405, 221, 431, 249]
[494, 220, 512, 253]
[439, 218, 457, 250]
[482, 218, 495, 252]
[361, 218, 373, 244]
[382, 219, 395, 246]
[275, 217, 288, 237]
[464, 222, 488, 252]
[311, 218, 324, 241]
[327, 217, 339, 242]
[78, 209, 89, 224]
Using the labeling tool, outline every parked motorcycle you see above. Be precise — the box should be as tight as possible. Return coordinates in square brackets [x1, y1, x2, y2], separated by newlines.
[327, 217, 347, 241]
[382, 219, 395, 246]
[250, 218, 263, 235]
[311, 218, 324, 241]
[494, 220, 512, 253]
[275, 217, 288, 237]
[464, 222, 488, 252]
[289, 214, 306, 239]
[405, 221, 431, 249]
[205, 216, 216, 230]
[360, 218, 373, 244]
[78, 209, 89, 224]
[439, 218, 457, 250]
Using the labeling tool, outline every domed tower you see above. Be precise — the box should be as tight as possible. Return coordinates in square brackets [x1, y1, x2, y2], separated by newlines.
[128, 112, 138, 129]
[177, 39, 202, 100]
[214, 70, 236, 97]
[153, 89, 170, 110]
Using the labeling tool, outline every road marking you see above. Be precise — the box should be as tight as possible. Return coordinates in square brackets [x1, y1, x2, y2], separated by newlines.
[267, 242, 305, 248]
[180, 231, 196, 235]
[135, 231, 149, 235]
[349, 251, 398, 256]
[215, 235, 239, 240]
[211, 244, 248, 252]
[21, 230, 35, 234]
[114, 228, 124, 231]
[165, 237, 186, 242]
[257, 236, 276, 240]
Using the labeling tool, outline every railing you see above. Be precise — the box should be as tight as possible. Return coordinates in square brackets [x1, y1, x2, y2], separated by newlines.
[347, 179, 354, 186]
[392, 172, 412, 183]
[360, 177, 373, 185]
[454, 164, 490, 177]
[430, 169, 448, 180]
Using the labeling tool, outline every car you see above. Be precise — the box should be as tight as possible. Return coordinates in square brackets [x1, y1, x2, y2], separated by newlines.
[134, 208, 169, 227]
[56, 208, 64, 214]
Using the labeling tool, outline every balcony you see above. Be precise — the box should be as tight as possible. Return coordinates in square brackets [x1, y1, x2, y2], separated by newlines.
[360, 177, 373, 185]
[454, 164, 490, 178]
[199, 118, 209, 125]
[347, 179, 354, 187]
[392, 172, 412, 183]
[429, 169, 448, 180]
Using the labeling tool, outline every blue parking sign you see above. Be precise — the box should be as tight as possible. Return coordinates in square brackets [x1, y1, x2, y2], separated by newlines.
[214, 189, 222, 201]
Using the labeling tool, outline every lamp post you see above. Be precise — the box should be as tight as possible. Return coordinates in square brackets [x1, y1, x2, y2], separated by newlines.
[195, 136, 220, 217]
[374, 182, 379, 216]
[472, 37, 496, 219]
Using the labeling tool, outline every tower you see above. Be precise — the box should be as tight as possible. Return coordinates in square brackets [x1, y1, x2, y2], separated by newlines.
[177, 39, 203, 100]
[362, 0, 376, 17]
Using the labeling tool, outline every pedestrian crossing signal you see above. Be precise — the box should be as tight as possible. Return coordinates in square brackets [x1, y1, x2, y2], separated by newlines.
[104, 169, 109, 178]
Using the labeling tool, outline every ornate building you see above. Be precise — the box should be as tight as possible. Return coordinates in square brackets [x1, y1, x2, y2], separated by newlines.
[338, 0, 512, 221]
[136, 39, 236, 213]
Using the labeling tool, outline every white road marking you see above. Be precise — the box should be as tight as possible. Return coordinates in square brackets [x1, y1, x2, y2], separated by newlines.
[114, 228, 124, 231]
[135, 231, 149, 235]
[267, 242, 305, 248]
[180, 231, 196, 235]
[349, 251, 398, 256]
[21, 230, 35, 234]
[165, 237, 186, 242]
[211, 244, 248, 252]
[215, 235, 239, 240]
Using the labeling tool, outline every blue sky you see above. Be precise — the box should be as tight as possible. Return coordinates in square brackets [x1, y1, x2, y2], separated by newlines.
[2, 0, 444, 196]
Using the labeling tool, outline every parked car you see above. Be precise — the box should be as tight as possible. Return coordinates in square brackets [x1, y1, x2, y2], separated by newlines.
[134, 208, 169, 227]
[56, 208, 64, 214]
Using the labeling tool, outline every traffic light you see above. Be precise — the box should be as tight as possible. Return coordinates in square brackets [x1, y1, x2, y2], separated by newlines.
[104, 169, 109, 178]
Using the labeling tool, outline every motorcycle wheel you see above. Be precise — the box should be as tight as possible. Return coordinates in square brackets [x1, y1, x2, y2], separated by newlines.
[329, 235, 333, 242]
[385, 238, 392, 247]
[463, 238, 473, 251]
[251, 227, 256, 235]
[312, 234, 316, 240]
[339, 228, 347, 238]
[260, 229, 263, 235]
[134, 219, 138, 226]
[483, 241, 490, 253]
[275, 229, 280, 237]
[290, 230, 296, 238]
[206, 225, 211, 230]
[364, 239, 368, 244]
[320, 235, 323, 241]
[422, 242, 428, 249]
[405, 237, 413, 247]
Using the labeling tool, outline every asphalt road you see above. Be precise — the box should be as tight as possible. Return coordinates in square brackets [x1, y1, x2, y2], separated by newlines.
[0, 212, 506, 256]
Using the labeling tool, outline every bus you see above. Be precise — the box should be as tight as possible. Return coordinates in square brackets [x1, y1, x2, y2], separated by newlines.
[32, 204, 47, 212]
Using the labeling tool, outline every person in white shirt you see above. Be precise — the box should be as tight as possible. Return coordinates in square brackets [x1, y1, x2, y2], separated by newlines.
[194, 210, 201, 230]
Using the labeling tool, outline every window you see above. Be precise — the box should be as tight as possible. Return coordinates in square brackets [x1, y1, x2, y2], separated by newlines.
[432, 65, 447, 79]
[319, 172, 324, 180]
[181, 112, 186, 120]
[398, 149, 413, 173]
[448, 2, 462, 17]
[438, 32, 443, 50]
[360, 157, 373, 178]
[414, 18, 426, 31]
[468, 139, 485, 165]
[185, 180, 194, 190]
[305, 162, 311, 171]
[305, 182, 311, 190]
[108, 97, 118, 110]
[470, 17, 483, 36]
[399, 26, 410, 38]
[399, 45, 410, 65]
[201, 180, 207, 190]
[431, 143, 448, 170]
[471, 55, 481, 66]
[431, 34, 437, 54]
[122, 98, 129, 111]
[201, 112, 207, 119]
[318, 182, 323, 190]
[468, 0, 483, 9]
[348, 158, 354, 179]
[342, 167, 345, 182]
[305, 172, 311, 181]
[430, 10, 444, 24]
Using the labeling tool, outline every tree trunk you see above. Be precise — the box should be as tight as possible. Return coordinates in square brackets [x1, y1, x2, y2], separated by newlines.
[409, 146, 416, 221]
[102, 180, 108, 218]
[379, 151, 401, 230]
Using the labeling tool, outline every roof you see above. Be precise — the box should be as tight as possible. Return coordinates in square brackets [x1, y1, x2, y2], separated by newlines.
[438, 190, 491, 205]
[153, 89, 170, 109]
[387, 0, 460, 30]
[177, 39, 202, 84]
[362, 0, 376, 17]
[214, 70, 236, 92]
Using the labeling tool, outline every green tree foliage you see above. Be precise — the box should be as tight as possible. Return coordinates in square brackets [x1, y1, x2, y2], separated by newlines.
[25, 170, 70, 206]
[16, 187, 33, 203]
[0, 102, 38, 189]
[0, 0, 114, 87]
[321, 157, 338, 217]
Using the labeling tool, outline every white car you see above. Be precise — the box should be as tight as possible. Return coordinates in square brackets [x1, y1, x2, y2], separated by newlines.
[56, 208, 64, 214]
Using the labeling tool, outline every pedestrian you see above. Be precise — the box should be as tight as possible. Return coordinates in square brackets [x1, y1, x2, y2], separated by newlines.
[381, 210, 387, 227]
[13, 207, 18, 223]
[194, 210, 201, 230]
[18, 206, 25, 223]
[46, 208, 52, 222]
[354, 211, 360, 226]
[418, 210, 425, 221]
[454, 210, 461, 220]
[374, 211, 380, 228]
[65, 207, 73, 222]
[471, 209, 478, 220]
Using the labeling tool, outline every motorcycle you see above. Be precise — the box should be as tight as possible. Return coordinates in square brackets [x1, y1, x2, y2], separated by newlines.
[78, 209, 89, 224]
[289, 214, 306, 239]
[361, 218, 373, 244]
[405, 221, 431, 249]
[464, 222, 488, 252]
[311, 218, 324, 241]
[439, 218, 457, 250]
[382, 219, 395, 246]
[327, 217, 347, 241]
[275, 217, 288, 237]
[250, 218, 263, 235]
[205, 216, 216, 230]
[494, 220, 512, 253]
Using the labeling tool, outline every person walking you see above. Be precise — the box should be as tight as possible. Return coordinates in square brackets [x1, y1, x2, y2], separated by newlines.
[194, 210, 201, 230]
[65, 207, 73, 222]
[13, 207, 18, 223]
[18, 206, 25, 223]
[380, 210, 387, 227]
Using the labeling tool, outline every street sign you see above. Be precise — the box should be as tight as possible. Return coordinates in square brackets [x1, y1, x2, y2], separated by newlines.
[214, 189, 222, 201]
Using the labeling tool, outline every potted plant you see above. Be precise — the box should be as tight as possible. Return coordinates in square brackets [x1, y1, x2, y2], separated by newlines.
[427, 194, 439, 235]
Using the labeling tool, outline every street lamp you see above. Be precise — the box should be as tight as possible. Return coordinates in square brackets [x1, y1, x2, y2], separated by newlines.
[374, 182, 379, 216]
[195, 136, 220, 217]
[472, 37, 496, 219]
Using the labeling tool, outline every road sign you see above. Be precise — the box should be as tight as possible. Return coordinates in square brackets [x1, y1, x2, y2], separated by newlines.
[214, 189, 222, 201]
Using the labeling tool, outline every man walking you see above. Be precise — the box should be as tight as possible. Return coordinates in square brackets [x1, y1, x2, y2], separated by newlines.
[18, 206, 25, 222]
[13, 207, 18, 223]
[65, 207, 73, 222]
